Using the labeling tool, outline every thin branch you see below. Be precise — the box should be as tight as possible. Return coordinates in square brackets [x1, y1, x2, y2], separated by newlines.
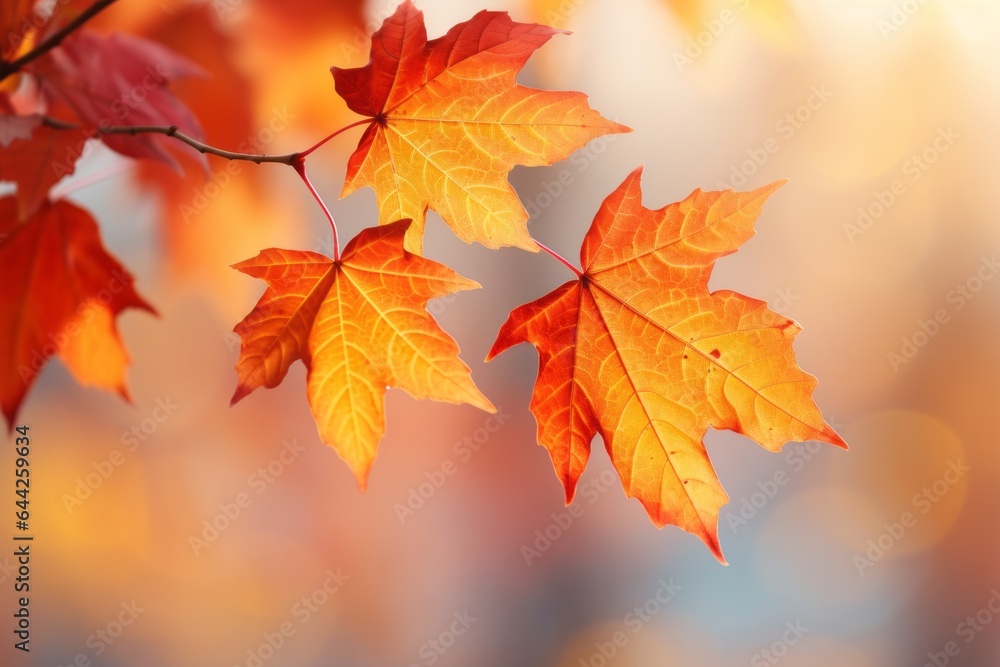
[40, 116, 362, 257]
[298, 119, 372, 159]
[293, 157, 340, 261]
[42, 117, 301, 164]
[0, 0, 119, 81]
[534, 239, 583, 278]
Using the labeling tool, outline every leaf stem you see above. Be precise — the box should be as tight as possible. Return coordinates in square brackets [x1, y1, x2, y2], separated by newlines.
[0, 0, 119, 82]
[293, 157, 340, 261]
[297, 119, 371, 159]
[534, 240, 582, 278]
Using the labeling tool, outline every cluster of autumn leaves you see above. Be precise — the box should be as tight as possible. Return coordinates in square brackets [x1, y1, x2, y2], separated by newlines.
[1, 1, 194, 424]
[0, 0, 843, 560]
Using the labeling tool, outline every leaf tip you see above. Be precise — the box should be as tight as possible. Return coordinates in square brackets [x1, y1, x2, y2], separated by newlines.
[752, 178, 789, 201]
[484, 339, 507, 363]
[453, 275, 482, 293]
[826, 429, 849, 451]
[703, 531, 727, 564]
[563, 482, 578, 506]
[467, 389, 497, 415]
[610, 120, 633, 135]
[485, 324, 516, 362]
[2, 400, 23, 436]
[116, 384, 134, 406]
[229, 257, 251, 273]
[352, 466, 372, 493]
[229, 384, 250, 407]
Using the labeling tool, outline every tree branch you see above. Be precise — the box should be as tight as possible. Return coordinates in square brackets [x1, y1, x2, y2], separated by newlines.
[42, 117, 301, 165]
[40, 115, 370, 258]
[0, 0, 120, 82]
[41, 116, 365, 257]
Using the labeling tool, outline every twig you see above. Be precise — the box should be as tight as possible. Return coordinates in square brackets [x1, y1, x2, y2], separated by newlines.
[42, 117, 301, 165]
[40, 116, 365, 258]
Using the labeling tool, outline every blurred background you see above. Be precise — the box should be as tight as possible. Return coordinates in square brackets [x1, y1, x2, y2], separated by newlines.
[3, 0, 1000, 665]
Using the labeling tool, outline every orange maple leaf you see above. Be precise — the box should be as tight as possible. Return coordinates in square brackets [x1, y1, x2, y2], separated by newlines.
[0, 197, 154, 428]
[331, 0, 629, 253]
[488, 167, 845, 561]
[230, 220, 495, 488]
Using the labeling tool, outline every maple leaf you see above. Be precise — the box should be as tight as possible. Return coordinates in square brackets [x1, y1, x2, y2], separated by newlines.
[0, 197, 155, 428]
[488, 167, 845, 561]
[29, 30, 205, 167]
[0, 114, 85, 219]
[230, 220, 495, 488]
[331, 0, 629, 253]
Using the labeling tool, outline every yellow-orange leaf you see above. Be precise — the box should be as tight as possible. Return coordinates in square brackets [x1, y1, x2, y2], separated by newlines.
[231, 220, 495, 488]
[488, 167, 845, 561]
[331, 0, 629, 253]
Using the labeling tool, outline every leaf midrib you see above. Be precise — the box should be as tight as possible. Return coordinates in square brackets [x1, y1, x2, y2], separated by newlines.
[586, 278, 820, 434]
